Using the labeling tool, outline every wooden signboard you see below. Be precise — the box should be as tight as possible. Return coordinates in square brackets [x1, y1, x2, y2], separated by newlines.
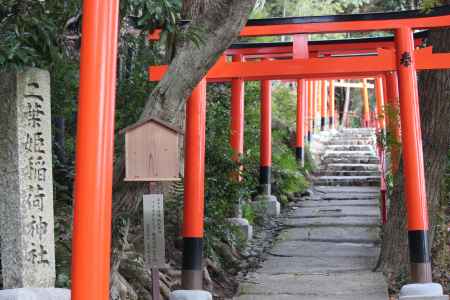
[143, 194, 165, 269]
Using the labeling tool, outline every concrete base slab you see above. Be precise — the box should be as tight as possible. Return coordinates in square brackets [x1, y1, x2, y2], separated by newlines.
[319, 193, 379, 200]
[315, 170, 380, 177]
[169, 290, 212, 300]
[238, 271, 388, 299]
[238, 295, 388, 300]
[281, 216, 380, 227]
[0, 289, 70, 300]
[314, 175, 381, 187]
[293, 199, 378, 207]
[399, 283, 447, 300]
[253, 195, 280, 217]
[279, 226, 380, 243]
[228, 218, 253, 240]
[314, 186, 380, 194]
[270, 240, 379, 258]
[289, 205, 380, 218]
[399, 297, 448, 300]
[259, 255, 377, 274]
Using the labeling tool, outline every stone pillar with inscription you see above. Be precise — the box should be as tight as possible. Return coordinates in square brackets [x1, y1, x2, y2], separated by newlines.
[0, 68, 56, 288]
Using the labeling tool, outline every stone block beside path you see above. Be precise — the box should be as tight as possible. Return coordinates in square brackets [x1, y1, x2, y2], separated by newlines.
[0, 289, 70, 300]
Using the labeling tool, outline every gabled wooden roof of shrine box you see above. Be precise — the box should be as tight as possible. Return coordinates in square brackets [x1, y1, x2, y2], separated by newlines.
[123, 117, 183, 135]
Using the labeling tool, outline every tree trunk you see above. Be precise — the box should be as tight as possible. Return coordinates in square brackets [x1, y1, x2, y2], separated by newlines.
[380, 27, 450, 292]
[110, 0, 257, 297]
[342, 85, 351, 127]
[417, 27, 450, 288]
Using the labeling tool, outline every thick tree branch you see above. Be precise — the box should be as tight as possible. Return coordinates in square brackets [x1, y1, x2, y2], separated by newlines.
[140, 0, 257, 125]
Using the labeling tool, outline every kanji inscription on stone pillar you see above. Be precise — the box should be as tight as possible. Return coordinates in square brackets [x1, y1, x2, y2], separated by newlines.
[0, 68, 56, 288]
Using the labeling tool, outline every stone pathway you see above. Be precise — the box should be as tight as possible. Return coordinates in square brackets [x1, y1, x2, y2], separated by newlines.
[236, 128, 389, 300]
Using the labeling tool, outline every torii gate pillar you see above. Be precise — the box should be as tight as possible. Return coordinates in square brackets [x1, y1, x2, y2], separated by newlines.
[320, 80, 328, 131]
[296, 79, 307, 165]
[375, 76, 386, 131]
[71, 1, 119, 299]
[395, 27, 445, 299]
[182, 79, 207, 291]
[256, 80, 280, 217]
[229, 55, 253, 241]
[230, 55, 245, 167]
[307, 80, 313, 142]
[260, 80, 272, 195]
[329, 80, 335, 129]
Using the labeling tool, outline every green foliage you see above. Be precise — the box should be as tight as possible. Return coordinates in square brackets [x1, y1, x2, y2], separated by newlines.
[272, 83, 296, 127]
[383, 103, 401, 150]
[0, 0, 81, 69]
[252, 0, 372, 18]
[202, 83, 258, 251]
[421, 0, 445, 11]
[122, 0, 181, 32]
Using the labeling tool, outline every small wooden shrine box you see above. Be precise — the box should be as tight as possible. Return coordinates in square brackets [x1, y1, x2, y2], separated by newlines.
[124, 117, 181, 182]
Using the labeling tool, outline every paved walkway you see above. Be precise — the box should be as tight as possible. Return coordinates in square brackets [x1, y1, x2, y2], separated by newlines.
[237, 128, 389, 300]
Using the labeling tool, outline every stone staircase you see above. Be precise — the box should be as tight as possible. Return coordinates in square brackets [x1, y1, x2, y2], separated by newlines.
[313, 128, 381, 187]
[236, 128, 388, 300]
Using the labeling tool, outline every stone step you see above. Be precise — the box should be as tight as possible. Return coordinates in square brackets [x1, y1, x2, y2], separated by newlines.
[326, 145, 374, 152]
[329, 136, 374, 140]
[279, 226, 380, 243]
[315, 170, 380, 176]
[340, 128, 375, 131]
[340, 133, 376, 137]
[269, 240, 379, 258]
[288, 205, 380, 218]
[238, 294, 388, 300]
[322, 157, 379, 164]
[258, 255, 378, 274]
[325, 139, 375, 145]
[326, 163, 380, 171]
[318, 193, 379, 201]
[293, 199, 378, 207]
[313, 186, 380, 194]
[332, 134, 375, 140]
[238, 271, 388, 300]
[341, 128, 376, 132]
[313, 176, 381, 187]
[281, 216, 380, 228]
[322, 151, 376, 158]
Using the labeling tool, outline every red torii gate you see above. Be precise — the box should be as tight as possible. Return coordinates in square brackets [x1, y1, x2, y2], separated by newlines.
[179, 44, 397, 231]
[72, 4, 450, 300]
[149, 6, 450, 295]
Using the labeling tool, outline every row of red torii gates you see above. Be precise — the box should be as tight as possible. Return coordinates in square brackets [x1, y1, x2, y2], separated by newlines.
[72, 3, 450, 299]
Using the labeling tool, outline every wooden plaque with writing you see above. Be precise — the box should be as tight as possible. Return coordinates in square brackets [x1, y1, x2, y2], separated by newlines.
[143, 194, 166, 269]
